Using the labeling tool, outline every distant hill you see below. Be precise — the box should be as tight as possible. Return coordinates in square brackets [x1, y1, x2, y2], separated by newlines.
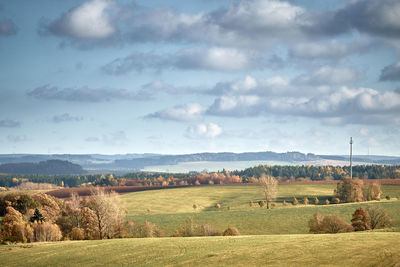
[0, 160, 86, 175]
[0, 152, 399, 173]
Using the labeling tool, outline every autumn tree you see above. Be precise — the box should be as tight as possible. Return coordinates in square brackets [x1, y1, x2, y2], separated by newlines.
[83, 187, 126, 239]
[335, 178, 364, 202]
[259, 174, 278, 209]
[309, 212, 354, 234]
[366, 207, 392, 229]
[351, 207, 371, 231]
[2, 206, 33, 242]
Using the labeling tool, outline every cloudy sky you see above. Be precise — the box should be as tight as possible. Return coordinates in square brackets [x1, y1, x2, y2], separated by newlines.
[1, 0, 400, 155]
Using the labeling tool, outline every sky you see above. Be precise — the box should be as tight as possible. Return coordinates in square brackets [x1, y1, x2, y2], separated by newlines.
[0, 0, 400, 156]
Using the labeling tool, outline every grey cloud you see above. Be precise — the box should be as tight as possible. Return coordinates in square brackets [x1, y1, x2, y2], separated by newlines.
[101, 47, 281, 74]
[380, 62, 400, 81]
[0, 119, 21, 128]
[51, 113, 83, 123]
[27, 85, 152, 102]
[206, 87, 400, 125]
[85, 137, 100, 142]
[0, 19, 17, 36]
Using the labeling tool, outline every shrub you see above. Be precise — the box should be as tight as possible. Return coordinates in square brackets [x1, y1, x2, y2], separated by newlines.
[176, 218, 220, 237]
[367, 207, 392, 229]
[397, 196, 400, 200]
[215, 204, 221, 209]
[313, 197, 319, 205]
[258, 200, 266, 208]
[227, 206, 231, 211]
[70, 227, 85, 240]
[292, 197, 298, 205]
[309, 212, 354, 234]
[193, 204, 198, 210]
[282, 200, 287, 206]
[351, 207, 371, 231]
[223, 227, 240, 236]
[363, 183, 382, 201]
[335, 178, 364, 202]
[386, 195, 391, 200]
[249, 201, 254, 207]
[127, 220, 163, 238]
[271, 203, 276, 207]
[332, 198, 340, 204]
[302, 197, 309, 205]
[325, 199, 330, 205]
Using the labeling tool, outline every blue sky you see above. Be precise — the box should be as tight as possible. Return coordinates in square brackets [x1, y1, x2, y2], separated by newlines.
[1, 0, 400, 155]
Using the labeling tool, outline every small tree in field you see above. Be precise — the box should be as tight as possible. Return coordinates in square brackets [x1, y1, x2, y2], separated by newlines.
[335, 178, 364, 203]
[366, 207, 392, 229]
[309, 213, 353, 234]
[313, 197, 319, 205]
[259, 174, 278, 209]
[302, 197, 309, 205]
[351, 207, 371, 231]
[292, 197, 298, 205]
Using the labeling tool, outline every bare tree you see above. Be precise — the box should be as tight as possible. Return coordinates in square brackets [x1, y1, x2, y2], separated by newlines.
[259, 174, 278, 209]
[366, 206, 392, 229]
[85, 187, 126, 239]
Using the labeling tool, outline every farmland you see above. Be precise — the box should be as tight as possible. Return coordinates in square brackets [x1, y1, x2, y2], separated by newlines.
[1, 183, 400, 266]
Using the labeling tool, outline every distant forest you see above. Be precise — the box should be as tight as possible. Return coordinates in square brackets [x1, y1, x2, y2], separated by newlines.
[0, 164, 399, 188]
[0, 160, 86, 175]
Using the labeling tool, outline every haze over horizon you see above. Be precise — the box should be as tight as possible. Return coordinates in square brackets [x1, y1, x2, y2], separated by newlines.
[1, 0, 400, 156]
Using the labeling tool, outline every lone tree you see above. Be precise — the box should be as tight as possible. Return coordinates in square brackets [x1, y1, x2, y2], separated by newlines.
[351, 207, 371, 231]
[335, 177, 364, 202]
[366, 206, 392, 229]
[259, 174, 278, 209]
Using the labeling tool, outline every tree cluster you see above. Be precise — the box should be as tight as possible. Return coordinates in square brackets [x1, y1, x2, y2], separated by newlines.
[335, 178, 382, 203]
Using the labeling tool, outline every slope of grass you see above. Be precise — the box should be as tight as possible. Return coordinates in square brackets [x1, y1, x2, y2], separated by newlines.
[1, 232, 399, 266]
[121, 185, 400, 235]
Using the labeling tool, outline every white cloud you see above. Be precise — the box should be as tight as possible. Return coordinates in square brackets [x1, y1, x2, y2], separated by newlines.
[102, 131, 128, 146]
[46, 0, 115, 39]
[186, 123, 223, 138]
[146, 103, 206, 122]
[295, 66, 360, 86]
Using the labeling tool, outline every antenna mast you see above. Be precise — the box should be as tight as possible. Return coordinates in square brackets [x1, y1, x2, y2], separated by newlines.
[350, 137, 353, 179]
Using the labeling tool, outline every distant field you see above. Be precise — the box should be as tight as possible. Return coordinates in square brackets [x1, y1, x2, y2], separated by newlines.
[1, 233, 399, 266]
[140, 160, 295, 173]
[121, 185, 400, 235]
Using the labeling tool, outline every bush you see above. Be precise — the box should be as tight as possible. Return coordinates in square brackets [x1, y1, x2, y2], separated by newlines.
[363, 183, 382, 201]
[215, 204, 221, 209]
[176, 218, 220, 237]
[309, 212, 354, 234]
[70, 227, 85, 240]
[335, 178, 364, 203]
[332, 198, 340, 204]
[325, 199, 330, 205]
[282, 200, 287, 206]
[193, 204, 198, 210]
[367, 207, 392, 229]
[292, 197, 298, 205]
[249, 201, 254, 207]
[302, 197, 309, 205]
[127, 220, 163, 238]
[223, 227, 240, 236]
[397, 196, 400, 200]
[271, 203, 276, 207]
[386, 195, 391, 200]
[313, 197, 319, 205]
[258, 200, 265, 208]
[351, 207, 371, 231]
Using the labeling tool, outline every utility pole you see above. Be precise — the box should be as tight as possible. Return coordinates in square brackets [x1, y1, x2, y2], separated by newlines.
[350, 137, 353, 179]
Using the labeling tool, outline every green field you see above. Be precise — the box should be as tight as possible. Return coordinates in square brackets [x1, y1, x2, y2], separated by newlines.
[122, 184, 400, 235]
[1, 233, 399, 266]
[1, 184, 400, 266]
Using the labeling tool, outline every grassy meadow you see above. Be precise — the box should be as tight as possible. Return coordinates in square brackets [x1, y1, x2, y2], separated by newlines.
[1, 183, 400, 266]
[0, 232, 399, 266]
[122, 184, 400, 235]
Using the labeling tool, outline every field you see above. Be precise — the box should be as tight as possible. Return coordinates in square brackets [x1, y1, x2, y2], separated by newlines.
[1, 184, 400, 266]
[0, 233, 399, 266]
[122, 184, 400, 235]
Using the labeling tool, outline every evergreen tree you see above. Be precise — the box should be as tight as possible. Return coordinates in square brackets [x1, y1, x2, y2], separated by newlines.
[351, 207, 371, 231]
[30, 208, 45, 223]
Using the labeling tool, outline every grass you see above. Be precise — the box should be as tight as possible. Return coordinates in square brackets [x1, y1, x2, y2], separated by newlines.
[0, 232, 399, 266]
[121, 184, 400, 235]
